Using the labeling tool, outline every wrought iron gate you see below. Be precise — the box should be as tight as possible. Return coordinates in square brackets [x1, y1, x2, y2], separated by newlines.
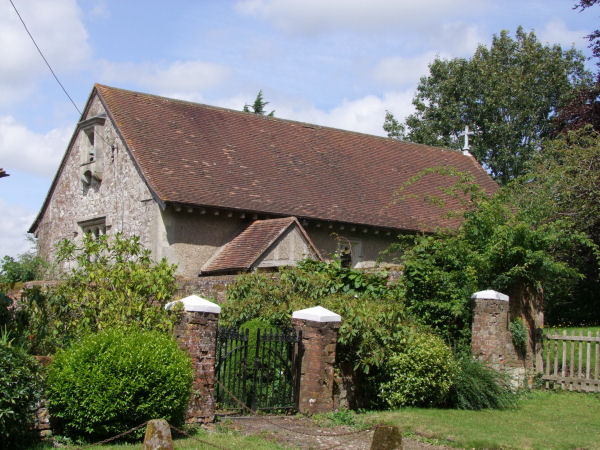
[215, 325, 302, 413]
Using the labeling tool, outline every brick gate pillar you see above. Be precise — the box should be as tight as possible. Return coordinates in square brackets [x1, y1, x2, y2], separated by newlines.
[166, 295, 221, 424]
[471, 289, 534, 386]
[292, 306, 341, 415]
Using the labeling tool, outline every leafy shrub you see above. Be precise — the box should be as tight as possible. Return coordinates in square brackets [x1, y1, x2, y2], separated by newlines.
[509, 317, 528, 356]
[0, 343, 43, 448]
[0, 286, 64, 355]
[395, 188, 595, 346]
[446, 354, 517, 410]
[222, 263, 408, 377]
[398, 233, 477, 348]
[0, 250, 49, 286]
[325, 408, 356, 427]
[241, 318, 277, 367]
[378, 330, 457, 407]
[9, 234, 178, 355]
[46, 328, 192, 441]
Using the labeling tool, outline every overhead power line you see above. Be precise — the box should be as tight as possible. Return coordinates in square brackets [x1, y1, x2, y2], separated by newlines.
[9, 0, 82, 115]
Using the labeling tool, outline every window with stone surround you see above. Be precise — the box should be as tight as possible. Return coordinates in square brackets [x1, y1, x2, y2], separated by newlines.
[78, 115, 106, 187]
[79, 217, 107, 239]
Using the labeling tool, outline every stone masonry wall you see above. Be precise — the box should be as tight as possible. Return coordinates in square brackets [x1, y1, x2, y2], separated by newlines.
[175, 276, 239, 303]
[34, 94, 155, 262]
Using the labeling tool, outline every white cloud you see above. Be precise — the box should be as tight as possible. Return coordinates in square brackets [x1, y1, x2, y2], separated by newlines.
[88, 0, 110, 19]
[212, 94, 253, 111]
[0, 116, 72, 178]
[539, 20, 587, 48]
[0, 0, 90, 105]
[0, 197, 36, 258]
[274, 91, 415, 137]
[235, 0, 476, 34]
[373, 25, 485, 88]
[374, 52, 444, 87]
[98, 60, 231, 100]
[435, 23, 486, 55]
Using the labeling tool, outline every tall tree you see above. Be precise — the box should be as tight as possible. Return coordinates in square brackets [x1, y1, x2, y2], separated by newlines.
[243, 90, 275, 116]
[505, 127, 600, 323]
[386, 27, 590, 184]
[554, 1, 600, 133]
[575, 0, 600, 60]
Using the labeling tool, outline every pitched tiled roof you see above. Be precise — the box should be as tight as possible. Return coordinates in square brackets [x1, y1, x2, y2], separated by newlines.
[201, 217, 320, 274]
[31, 84, 499, 234]
[93, 84, 498, 232]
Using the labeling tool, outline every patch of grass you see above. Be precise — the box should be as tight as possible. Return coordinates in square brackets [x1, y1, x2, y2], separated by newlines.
[29, 426, 285, 450]
[363, 391, 600, 449]
[312, 408, 357, 428]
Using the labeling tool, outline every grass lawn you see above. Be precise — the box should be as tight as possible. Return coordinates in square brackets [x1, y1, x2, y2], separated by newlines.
[31, 426, 285, 450]
[361, 390, 600, 449]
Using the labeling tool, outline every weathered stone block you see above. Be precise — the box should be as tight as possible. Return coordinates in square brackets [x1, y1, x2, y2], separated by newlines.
[371, 425, 402, 450]
[143, 419, 174, 450]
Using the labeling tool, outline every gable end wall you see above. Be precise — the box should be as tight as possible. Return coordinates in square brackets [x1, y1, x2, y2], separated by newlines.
[35, 95, 156, 261]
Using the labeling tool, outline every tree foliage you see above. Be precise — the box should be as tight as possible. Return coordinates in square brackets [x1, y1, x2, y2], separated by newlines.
[243, 89, 275, 116]
[53, 233, 178, 338]
[554, 1, 600, 133]
[574, 0, 600, 60]
[6, 234, 178, 354]
[506, 127, 600, 323]
[395, 173, 597, 339]
[386, 27, 590, 184]
[222, 260, 406, 377]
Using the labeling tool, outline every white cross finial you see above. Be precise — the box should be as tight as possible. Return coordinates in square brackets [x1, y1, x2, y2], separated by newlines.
[461, 125, 474, 151]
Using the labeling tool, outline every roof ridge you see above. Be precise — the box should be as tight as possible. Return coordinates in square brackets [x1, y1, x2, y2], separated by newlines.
[94, 83, 468, 157]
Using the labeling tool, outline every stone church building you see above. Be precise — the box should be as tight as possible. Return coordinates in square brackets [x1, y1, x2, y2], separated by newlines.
[29, 84, 497, 277]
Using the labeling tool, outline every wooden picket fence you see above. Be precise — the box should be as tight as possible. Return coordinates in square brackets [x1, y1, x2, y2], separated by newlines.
[539, 330, 600, 392]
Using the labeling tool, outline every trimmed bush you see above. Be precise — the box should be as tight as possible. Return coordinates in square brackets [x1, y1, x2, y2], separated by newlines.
[447, 354, 517, 410]
[0, 344, 43, 448]
[241, 318, 277, 366]
[379, 330, 457, 407]
[46, 328, 192, 441]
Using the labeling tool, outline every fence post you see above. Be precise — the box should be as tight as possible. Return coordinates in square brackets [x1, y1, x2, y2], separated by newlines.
[166, 295, 221, 424]
[292, 306, 341, 415]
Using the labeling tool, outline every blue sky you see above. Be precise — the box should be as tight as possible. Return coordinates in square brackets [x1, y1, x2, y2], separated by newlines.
[0, 0, 597, 257]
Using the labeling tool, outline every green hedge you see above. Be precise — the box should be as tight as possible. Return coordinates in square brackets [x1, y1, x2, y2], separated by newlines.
[0, 344, 43, 448]
[46, 328, 192, 441]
